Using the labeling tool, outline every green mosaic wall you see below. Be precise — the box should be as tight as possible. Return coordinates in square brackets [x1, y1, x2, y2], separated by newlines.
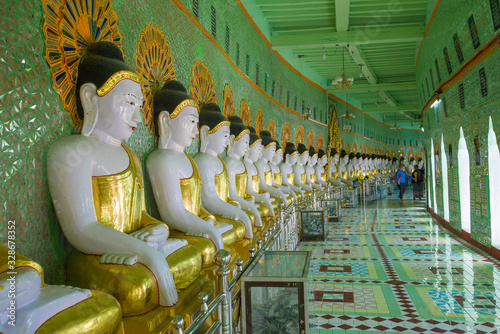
[0, 0, 422, 284]
[418, 0, 500, 247]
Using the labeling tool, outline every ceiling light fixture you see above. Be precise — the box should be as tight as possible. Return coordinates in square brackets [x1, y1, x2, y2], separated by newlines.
[359, 64, 363, 78]
[331, 46, 354, 89]
[323, 48, 326, 60]
[339, 94, 356, 120]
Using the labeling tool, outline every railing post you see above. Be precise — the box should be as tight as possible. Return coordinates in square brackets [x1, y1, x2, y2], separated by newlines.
[171, 315, 184, 334]
[198, 292, 209, 313]
[215, 249, 232, 334]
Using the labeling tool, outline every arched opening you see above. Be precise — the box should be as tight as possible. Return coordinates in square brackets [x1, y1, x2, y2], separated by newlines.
[458, 127, 471, 232]
[430, 138, 437, 210]
[441, 134, 449, 220]
[488, 117, 500, 246]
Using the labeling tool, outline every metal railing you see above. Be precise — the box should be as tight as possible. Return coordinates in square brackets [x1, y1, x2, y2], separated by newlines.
[170, 189, 340, 334]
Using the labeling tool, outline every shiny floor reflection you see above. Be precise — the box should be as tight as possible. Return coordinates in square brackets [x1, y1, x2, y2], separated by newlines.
[299, 192, 500, 334]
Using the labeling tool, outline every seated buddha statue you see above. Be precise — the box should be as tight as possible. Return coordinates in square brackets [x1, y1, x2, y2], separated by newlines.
[328, 148, 344, 187]
[192, 103, 252, 241]
[243, 127, 275, 217]
[418, 157, 424, 170]
[341, 151, 355, 187]
[280, 143, 305, 198]
[147, 80, 238, 268]
[0, 243, 122, 333]
[391, 157, 399, 173]
[305, 147, 323, 191]
[269, 141, 297, 201]
[293, 144, 314, 196]
[409, 157, 416, 173]
[314, 149, 330, 188]
[47, 42, 200, 315]
[255, 131, 288, 205]
[223, 117, 264, 228]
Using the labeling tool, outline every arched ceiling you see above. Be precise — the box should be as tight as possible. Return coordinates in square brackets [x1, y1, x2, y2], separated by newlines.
[250, 0, 429, 126]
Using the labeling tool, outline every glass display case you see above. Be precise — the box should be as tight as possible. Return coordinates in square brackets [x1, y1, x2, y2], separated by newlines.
[320, 198, 342, 222]
[241, 251, 311, 334]
[343, 188, 358, 207]
[299, 206, 327, 241]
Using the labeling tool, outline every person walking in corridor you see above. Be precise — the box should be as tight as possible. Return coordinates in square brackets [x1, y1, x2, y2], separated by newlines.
[395, 164, 412, 200]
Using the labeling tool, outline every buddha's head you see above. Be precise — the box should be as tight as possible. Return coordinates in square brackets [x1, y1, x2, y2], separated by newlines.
[152, 80, 198, 150]
[259, 130, 276, 162]
[340, 150, 349, 165]
[273, 141, 283, 164]
[246, 127, 263, 162]
[76, 42, 143, 143]
[318, 149, 327, 167]
[329, 148, 340, 165]
[284, 142, 298, 165]
[297, 144, 309, 165]
[198, 103, 230, 155]
[349, 152, 356, 166]
[308, 147, 318, 166]
[228, 116, 250, 158]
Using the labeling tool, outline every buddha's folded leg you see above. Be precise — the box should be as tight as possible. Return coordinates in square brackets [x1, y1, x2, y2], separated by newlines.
[36, 290, 123, 334]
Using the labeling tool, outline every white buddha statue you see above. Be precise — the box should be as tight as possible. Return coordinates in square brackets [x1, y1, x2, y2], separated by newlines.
[270, 141, 298, 202]
[193, 103, 253, 241]
[293, 143, 314, 195]
[47, 43, 199, 315]
[280, 142, 305, 198]
[314, 149, 330, 188]
[391, 157, 399, 173]
[305, 147, 323, 190]
[409, 157, 416, 173]
[328, 148, 344, 187]
[338, 150, 353, 187]
[147, 80, 237, 268]
[223, 116, 265, 228]
[0, 243, 122, 333]
[255, 131, 288, 205]
[243, 127, 275, 217]
[418, 157, 424, 170]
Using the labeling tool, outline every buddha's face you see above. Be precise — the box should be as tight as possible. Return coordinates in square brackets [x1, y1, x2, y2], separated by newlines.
[247, 142, 262, 162]
[262, 145, 276, 162]
[273, 150, 283, 164]
[169, 106, 199, 149]
[207, 125, 230, 155]
[342, 156, 349, 165]
[286, 152, 298, 165]
[331, 154, 340, 165]
[233, 133, 250, 157]
[299, 152, 309, 165]
[310, 155, 318, 166]
[319, 155, 327, 167]
[94, 80, 143, 141]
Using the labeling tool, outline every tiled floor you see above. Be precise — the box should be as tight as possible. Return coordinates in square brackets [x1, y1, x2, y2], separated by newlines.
[299, 190, 500, 334]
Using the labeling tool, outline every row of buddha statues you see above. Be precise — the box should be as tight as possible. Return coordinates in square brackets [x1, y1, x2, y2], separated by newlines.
[0, 41, 420, 333]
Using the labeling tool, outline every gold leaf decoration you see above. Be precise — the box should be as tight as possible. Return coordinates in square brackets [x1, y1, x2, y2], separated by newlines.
[255, 108, 264, 134]
[240, 100, 252, 126]
[188, 60, 217, 105]
[306, 130, 315, 149]
[42, 0, 123, 128]
[316, 134, 324, 151]
[135, 23, 176, 137]
[223, 84, 236, 117]
[295, 125, 304, 146]
[268, 119, 276, 140]
[282, 122, 292, 147]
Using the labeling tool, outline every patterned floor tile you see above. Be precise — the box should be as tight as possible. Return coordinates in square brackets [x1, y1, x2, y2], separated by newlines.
[310, 260, 387, 280]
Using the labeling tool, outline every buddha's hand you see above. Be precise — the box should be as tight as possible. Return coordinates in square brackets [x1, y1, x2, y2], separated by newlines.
[130, 224, 169, 243]
[100, 253, 138, 265]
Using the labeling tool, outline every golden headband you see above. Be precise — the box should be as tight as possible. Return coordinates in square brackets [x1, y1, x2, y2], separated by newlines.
[96, 70, 142, 97]
[207, 121, 231, 134]
[300, 151, 308, 156]
[170, 99, 199, 119]
[276, 148, 283, 152]
[289, 151, 298, 156]
[264, 142, 277, 149]
[234, 129, 250, 141]
[249, 138, 262, 148]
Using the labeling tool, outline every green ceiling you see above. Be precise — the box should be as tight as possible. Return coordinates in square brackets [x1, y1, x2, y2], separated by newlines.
[247, 0, 431, 127]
